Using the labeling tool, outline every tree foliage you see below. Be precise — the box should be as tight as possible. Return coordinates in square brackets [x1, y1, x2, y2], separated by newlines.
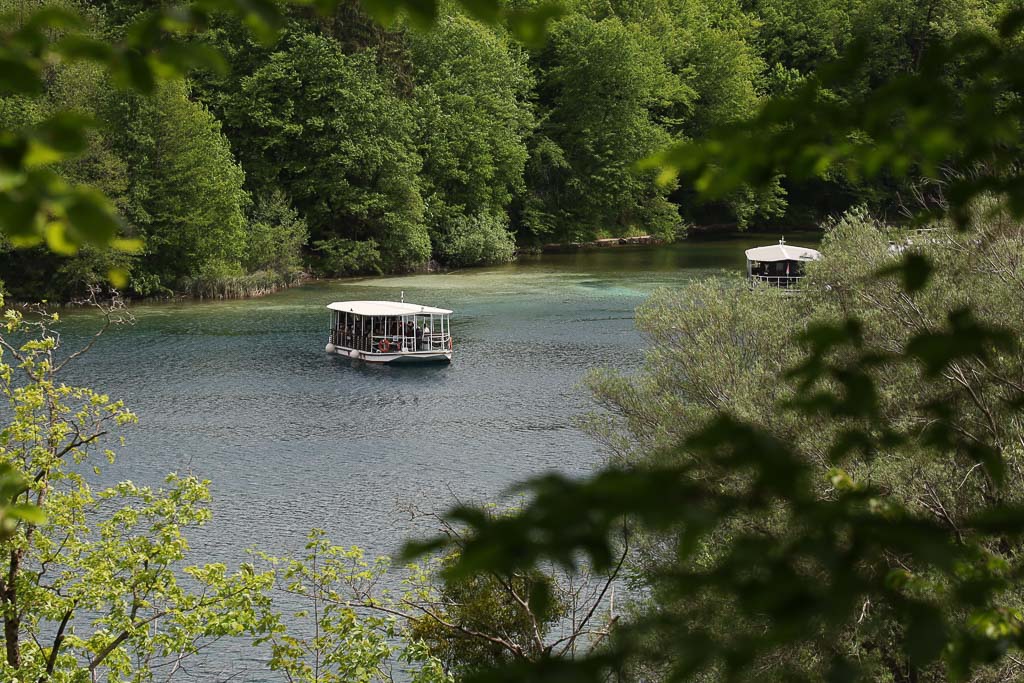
[222, 30, 429, 271]
[9, 1, 1024, 681]
[0, 0, 556, 294]
[254, 530, 452, 683]
[110, 80, 250, 291]
[401, 8, 1024, 683]
[0, 293, 276, 681]
[519, 14, 685, 243]
[410, 14, 532, 264]
[7, 0, 1009, 299]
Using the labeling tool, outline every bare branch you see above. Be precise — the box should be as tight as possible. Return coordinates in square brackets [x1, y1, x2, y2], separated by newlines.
[56, 287, 134, 374]
[553, 529, 629, 658]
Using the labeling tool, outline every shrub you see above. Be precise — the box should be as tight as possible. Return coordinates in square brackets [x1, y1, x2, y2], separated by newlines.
[311, 238, 384, 276]
[434, 212, 517, 268]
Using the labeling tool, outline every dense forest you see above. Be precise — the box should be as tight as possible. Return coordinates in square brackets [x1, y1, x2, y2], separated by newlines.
[3, 0, 1024, 681]
[0, 0, 1006, 301]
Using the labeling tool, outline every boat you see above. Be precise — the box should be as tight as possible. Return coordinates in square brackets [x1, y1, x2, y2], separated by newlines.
[745, 237, 821, 290]
[325, 299, 453, 364]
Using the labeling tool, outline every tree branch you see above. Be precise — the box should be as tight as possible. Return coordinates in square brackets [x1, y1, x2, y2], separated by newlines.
[553, 530, 628, 657]
[88, 609, 167, 672]
[40, 605, 74, 682]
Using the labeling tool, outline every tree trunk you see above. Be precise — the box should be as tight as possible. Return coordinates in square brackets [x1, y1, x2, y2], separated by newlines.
[4, 549, 20, 669]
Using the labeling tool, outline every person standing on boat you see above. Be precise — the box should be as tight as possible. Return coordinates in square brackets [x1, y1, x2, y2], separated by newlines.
[420, 322, 431, 350]
[402, 321, 412, 351]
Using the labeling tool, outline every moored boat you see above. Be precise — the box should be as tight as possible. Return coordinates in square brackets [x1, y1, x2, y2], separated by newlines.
[745, 237, 821, 290]
[325, 300, 453, 364]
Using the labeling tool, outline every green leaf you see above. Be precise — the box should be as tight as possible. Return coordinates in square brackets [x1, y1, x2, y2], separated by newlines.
[112, 50, 156, 93]
[876, 253, 932, 293]
[21, 5, 84, 32]
[902, 601, 948, 666]
[7, 502, 46, 525]
[158, 42, 228, 75]
[457, 0, 499, 23]
[111, 238, 144, 254]
[234, 0, 286, 44]
[507, 3, 563, 48]
[56, 34, 116, 62]
[0, 193, 40, 239]
[0, 56, 42, 94]
[27, 112, 93, 166]
[64, 190, 120, 244]
[107, 268, 129, 289]
[906, 308, 1016, 377]
[998, 8, 1024, 38]
[45, 221, 78, 255]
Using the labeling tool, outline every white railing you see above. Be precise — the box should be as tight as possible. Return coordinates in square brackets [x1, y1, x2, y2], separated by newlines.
[332, 332, 452, 353]
[364, 333, 452, 356]
[748, 274, 805, 290]
[420, 333, 452, 352]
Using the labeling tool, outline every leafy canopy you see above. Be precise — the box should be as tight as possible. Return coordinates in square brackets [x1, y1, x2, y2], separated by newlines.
[402, 8, 1024, 683]
[0, 0, 559, 263]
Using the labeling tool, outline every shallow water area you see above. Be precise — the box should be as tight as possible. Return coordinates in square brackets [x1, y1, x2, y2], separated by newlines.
[49, 233, 818, 678]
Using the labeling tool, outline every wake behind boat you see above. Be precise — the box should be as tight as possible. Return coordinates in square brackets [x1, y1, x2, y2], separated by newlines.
[325, 299, 453, 364]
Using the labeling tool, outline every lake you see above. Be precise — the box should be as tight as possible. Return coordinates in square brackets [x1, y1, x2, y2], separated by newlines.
[53, 233, 817, 678]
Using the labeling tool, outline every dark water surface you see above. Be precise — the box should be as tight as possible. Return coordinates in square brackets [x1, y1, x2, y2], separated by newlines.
[53, 234, 817, 678]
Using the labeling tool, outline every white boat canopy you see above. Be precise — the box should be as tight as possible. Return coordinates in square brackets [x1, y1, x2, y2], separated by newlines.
[326, 300, 453, 316]
[744, 242, 822, 263]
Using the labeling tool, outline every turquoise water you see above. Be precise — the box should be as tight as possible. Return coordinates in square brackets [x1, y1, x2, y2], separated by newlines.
[51, 234, 818, 678]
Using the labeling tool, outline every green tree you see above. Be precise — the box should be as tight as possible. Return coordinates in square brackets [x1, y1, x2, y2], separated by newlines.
[656, 0, 782, 226]
[411, 15, 533, 214]
[0, 293, 275, 681]
[410, 15, 533, 265]
[519, 14, 686, 244]
[0, 57, 137, 300]
[255, 530, 453, 683]
[221, 31, 429, 272]
[244, 188, 308, 277]
[409, 553, 568, 675]
[105, 79, 250, 293]
[579, 203, 1024, 679]
[431, 213, 516, 268]
[749, 0, 1005, 223]
[753, 0, 851, 79]
[402, 9, 1024, 683]
[0, 0, 559, 256]
[255, 523, 620, 681]
[311, 237, 384, 277]
[400, 506, 622, 678]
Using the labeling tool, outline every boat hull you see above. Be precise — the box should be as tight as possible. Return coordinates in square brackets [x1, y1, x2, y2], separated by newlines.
[327, 344, 451, 364]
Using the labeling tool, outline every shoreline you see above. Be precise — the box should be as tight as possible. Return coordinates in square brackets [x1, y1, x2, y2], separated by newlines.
[7, 229, 825, 308]
[6, 275, 309, 310]
[539, 234, 665, 252]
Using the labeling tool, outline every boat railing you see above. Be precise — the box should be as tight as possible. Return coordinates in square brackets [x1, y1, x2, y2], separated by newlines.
[748, 274, 805, 290]
[332, 330, 371, 350]
[423, 332, 452, 351]
[360, 333, 452, 353]
[332, 329, 452, 353]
